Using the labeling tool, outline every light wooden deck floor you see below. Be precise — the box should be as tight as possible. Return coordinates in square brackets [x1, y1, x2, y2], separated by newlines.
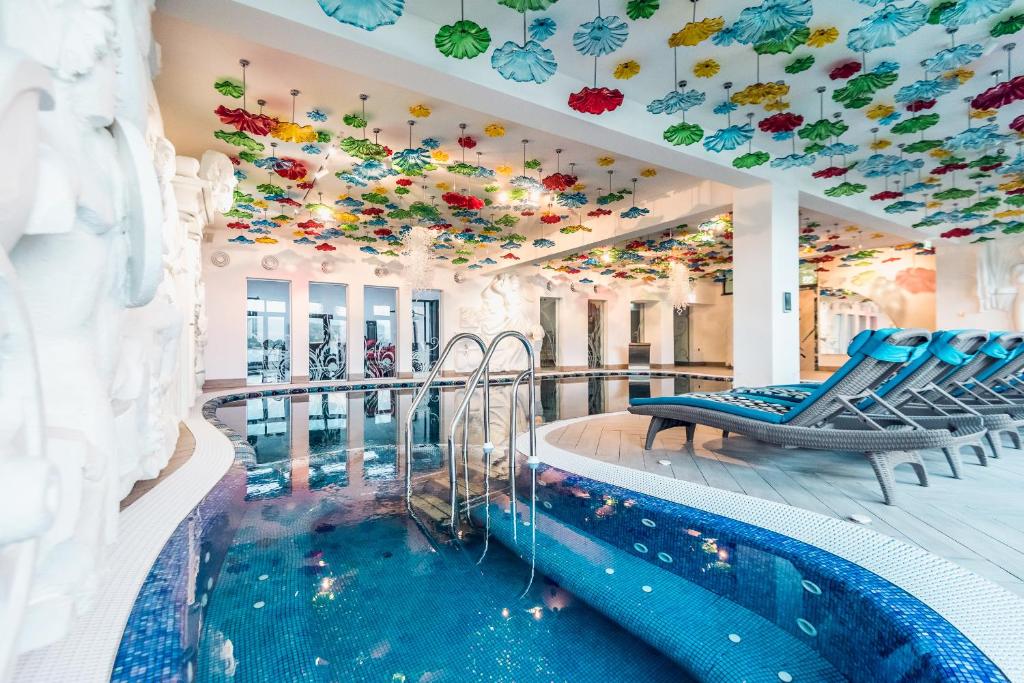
[548, 413, 1024, 596]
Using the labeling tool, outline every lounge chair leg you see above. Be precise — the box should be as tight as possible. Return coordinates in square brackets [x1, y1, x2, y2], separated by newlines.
[967, 443, 988, 467]
[643, 417, 690, 449]
[1006, 429, 1022, 450]
[984, 431, 1003, 459]
[685, 423, 696, 442]
[941, 447, 963, 479]
[722, 430, 729, 439]
[865, 451, 928, 506]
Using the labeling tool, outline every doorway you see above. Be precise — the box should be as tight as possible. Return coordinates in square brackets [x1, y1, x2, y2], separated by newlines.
[539, 297, 558, 368]
[587, 300, 604, 368]
[673, 307, 690, 365]
[412, 290, 441, 374]
[799, 288, 817, 372]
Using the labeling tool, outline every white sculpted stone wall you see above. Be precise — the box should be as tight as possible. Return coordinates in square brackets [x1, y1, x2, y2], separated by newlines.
[0, 0, 230, 673]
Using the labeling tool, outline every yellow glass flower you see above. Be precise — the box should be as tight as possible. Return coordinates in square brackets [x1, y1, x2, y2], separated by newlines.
[693, 59, 720, 78]
[271, 121, 318, 143]
[806, 27, 838, 48]
[613, 60, 641, 80]
[335, 212, 359, 223]
[996, 209, 1024, 219]
[252, 199, 268, 209]
[572, 182, 586, 191]
[597, 156, 615, 166]
[929, 148, 952, 159]
[865, 103, 895, 120]
[999, 179, 1024, 192]
[409, 104, 431, 118]
[971, 108, 998, 119]
[870, 139, 892, 150]
[496, 164, 513, 175]
[668, 17, 725, 47]
[763, 98, 790, 111]
[436, 181, 451, 191]
[484, 123, 506, 137]
[926, 200, 942, 209]
[293, 230, 306, 237]
[372, 186, 388, 194]
[431, 149, 450, 162]
[255, 236, 278, 244]
[732, 82, 789, 105]
[640, 168, 657, 178]
[945, 67, 974, 84]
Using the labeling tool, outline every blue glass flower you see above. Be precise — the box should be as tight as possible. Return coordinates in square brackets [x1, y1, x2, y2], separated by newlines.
[335, 172, 369, 187]
[703, 123, 753, 152]
[711, 24, 739, 46]
[511, 174, 541, 188]
[420, 137, 440, 149]
[302, 143, 323, 155]
[772, 131, 795, 141]
[360, 246, 380, 255]
[254, 156, 292, 171]
[234, 169, 247, 181]
[713, 100, 738, 115]
[336, 196, 365, 208]
[316, 0, 404, 31]
[940, 0, 1013, 27]
[532, 238, 556, 248]
[859, 154, 923, 177]
[579, 278, 594, 285]
[529, 16, 557, 42]
[903, 181, 937, 194]
[846, 2, 927, 52]
[480, 257, 497, 265]
[474, 165, 496, 179]
[468, 263, 483, 269]
[895, 76, 958, 103]
[365, 217, 388, 227]
[730, 0, 812, 45]
[621, 206, 649, 219]
[392, 147, 434, 175]
[883, 200, 925, 213]
[945, 123, 1011, 151]
[819, 143, 859, 156]
[1000, 154, 1024, 175]
[557, 191, 588, 208]
[229, 235, 254, 244]
[491, 40, 557, 83]
[252, 219, 279, 228]
[874, 60, 900, 74]
[247, 227, 269, 234]
[306, 109, 328, 122]
[770, 153, 816, 169]
[879, 111, 902, 126]
[572, 15, 629, 56]
[294, 237, 316, 245]
[922, 43, 983, 72]
[501, 241, 522, 250]
[646, 89, 706, 115]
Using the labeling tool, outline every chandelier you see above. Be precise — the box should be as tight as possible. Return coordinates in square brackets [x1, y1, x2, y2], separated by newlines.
[668, 261, 692, 312]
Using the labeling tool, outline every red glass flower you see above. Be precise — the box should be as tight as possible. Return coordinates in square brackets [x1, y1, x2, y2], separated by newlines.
[758, 112, 804, 133]
[568, 86, 624, 115]
[812, 165, 849, 179]
[297, 219, 324, 230]
[940, 227, 974, 239]
[932, 162, 968, 175]
[275, 197, 301, 207]
[587, 208, 612, 217]
[396, 178, 413, 186]
[226, 221, 249, 230]
[971, 75, 1024, 110]
[502, 252, 520, 260]
[315, 242, 337, 251]
[870, 190, 902, 201]
[541, 214, 561, 224]
[457, 135, 477, 149]
[906, 99, 935, 112]
[828, 61, 861, 80]
[361, 207, 385, 216]
[297, 181, 315, 190]
[1011, 114, 1024, 133]
[274, 158, 308, 180]
[214, 105, 277, 136]
[542, 173, 578, 192]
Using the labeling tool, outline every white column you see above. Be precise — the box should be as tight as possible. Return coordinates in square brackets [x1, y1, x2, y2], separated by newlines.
[731, 183, 800, 386]
[397, 284, 414, 377]
[348, 285, 365, 378]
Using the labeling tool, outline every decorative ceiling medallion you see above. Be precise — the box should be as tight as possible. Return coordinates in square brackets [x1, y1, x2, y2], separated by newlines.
[261, 255, 280, 271]
[210, 250, 230, 267]
[321, 260, 334, 273]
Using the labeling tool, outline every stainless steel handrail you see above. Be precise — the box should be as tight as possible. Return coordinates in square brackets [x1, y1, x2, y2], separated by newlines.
[448, 330, 537, 532]
[404, 333, 490, 524]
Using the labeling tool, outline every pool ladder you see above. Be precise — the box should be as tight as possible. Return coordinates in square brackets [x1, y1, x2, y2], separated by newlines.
[404, 331, 541, 593]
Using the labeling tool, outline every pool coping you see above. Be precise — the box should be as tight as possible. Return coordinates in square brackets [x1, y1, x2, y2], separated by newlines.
[519, 413, 1024, 682]
[11, 369, 719, 683]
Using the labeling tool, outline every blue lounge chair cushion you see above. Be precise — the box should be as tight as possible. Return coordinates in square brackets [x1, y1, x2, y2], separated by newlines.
[631, 329, 923, 423]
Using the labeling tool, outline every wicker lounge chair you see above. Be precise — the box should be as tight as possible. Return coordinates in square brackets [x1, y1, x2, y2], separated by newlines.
[628, 329, 987, 505]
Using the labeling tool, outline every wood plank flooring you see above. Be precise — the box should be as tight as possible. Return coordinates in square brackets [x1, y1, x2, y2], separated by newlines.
[549, 413, 1024, 595]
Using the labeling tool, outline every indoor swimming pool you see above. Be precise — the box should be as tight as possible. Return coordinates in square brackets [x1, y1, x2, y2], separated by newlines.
[112, 374, 1006, 683]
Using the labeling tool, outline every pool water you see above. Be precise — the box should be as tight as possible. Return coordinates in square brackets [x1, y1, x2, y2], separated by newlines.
[113, 374, 1005, 683]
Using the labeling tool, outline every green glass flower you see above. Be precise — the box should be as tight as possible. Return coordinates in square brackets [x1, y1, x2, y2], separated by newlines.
[797, 119, 848, 142]
[317, 130, 333, 143]
[626, 0, 659, 20]
[785, 54, 814, 74]
[1003, 219, 1024, 231]
[965, 197, 1000, 212]
[339, 136, 388, 159]
[214, 79, 244, 98]
[663, 122, 704, 146]
[498, 0, 558, 11]
[224, 208, 254, 219]
[447, 162, 479, 176]
[343, 113, 368, 128]
[933, 187, 975, 201]
[257, 182, 284, 195]
[1006, 195, 1024, 208]
[732, 151, 770, 169]
[394, 186, 411, 195]
[832, 71, 898, 109]
[452, 257, 470, 265]
[388, 208, 413, 219]
[824, 182, 866, 197]
[214, 129, 264, 152]
[495, 214, 519, 227]
[361, 191, 389, 204]
[890, 114, 940, 135]
[753, 26, 808, 55]
[435, 19, 491, 59]
[902, 139, 943, 153]
[992, 14, 1024, 37]
[524, 158, 542, 170]
[238, 151, 260, 164]
[927, 1, 955, 24]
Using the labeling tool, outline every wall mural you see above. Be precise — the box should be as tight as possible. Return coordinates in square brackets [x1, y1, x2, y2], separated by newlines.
[307, 0, 1024, 245]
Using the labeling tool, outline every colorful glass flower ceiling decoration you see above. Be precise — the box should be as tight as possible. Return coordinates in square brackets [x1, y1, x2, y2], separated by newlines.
[316, 0, 404, 31]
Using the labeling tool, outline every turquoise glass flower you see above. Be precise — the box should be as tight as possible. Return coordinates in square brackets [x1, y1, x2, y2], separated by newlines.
[316, 0, 404, 31]
[846, 2, 927, 52]
[703, 124, 753, 153]
[940, 0, 1013, 27]
[729, 0, 812, 45]
[572, 15, 629, 56]
[646, 89, 706, 115]
[529, 17, 557, 41]
[922, 43, 983, 72]
[491, 40, 557, 83]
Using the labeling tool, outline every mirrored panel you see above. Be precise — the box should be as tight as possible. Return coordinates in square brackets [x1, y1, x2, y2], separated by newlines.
[587, 300, 604, 368]
[247, 278, 290, 385]
[539, 297, 558, 368]
[411, 290, 441, 374]
[364, 286, 398, 378]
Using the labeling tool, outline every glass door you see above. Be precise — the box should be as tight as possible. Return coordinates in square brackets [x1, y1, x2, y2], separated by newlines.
[674, 307, 690, 364]
[411, 290, 441, 374]
[246, 278, 290, 385]
[364, 286, 397, 378]
[308, 282, 348, 381]
[587, 300, 604, 368]
[539, 297, 558, 368]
